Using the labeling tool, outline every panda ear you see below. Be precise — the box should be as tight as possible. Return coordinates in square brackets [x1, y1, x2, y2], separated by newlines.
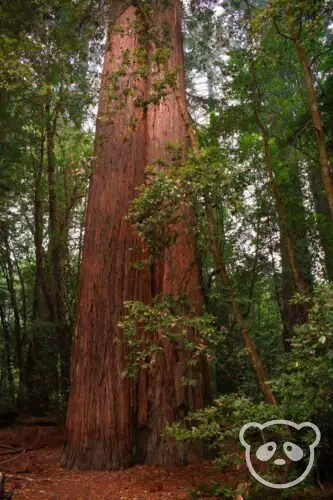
[297, 423, 321, 448]
[239, 422, 264, 448]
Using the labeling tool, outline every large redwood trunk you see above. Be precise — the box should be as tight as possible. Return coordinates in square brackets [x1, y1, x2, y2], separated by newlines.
[139, 0, 210, 464]
[63, 0, 210, 470]
[62, 2, 151, 469]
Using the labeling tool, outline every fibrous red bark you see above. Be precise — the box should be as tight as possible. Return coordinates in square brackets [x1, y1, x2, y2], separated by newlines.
[62, 0, 210, 470]
[138, 0, 210, 465]
[62, 2, 151, 469]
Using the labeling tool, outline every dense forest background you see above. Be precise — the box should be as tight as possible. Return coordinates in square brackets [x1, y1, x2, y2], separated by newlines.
[1, 0, 333, 495]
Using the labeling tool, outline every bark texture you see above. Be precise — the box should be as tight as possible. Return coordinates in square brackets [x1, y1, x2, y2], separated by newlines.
[62, 3, 151, 469]
[63, 0, 210, 470]
[139, 0, 210, 465]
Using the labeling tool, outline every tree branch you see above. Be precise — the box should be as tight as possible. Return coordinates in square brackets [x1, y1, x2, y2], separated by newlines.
[273, 18, 293, 41]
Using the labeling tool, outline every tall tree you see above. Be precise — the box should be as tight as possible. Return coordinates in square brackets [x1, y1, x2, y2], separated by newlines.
[138, 0, 211, 464]
[0, 0, 103, 412]
[268, 0, 333, 218]
[62, 2, 150, 469]
[63, 0, 210, 470]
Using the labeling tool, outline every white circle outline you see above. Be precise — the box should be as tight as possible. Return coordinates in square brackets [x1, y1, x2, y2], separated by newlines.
[239, 419, 321, 489]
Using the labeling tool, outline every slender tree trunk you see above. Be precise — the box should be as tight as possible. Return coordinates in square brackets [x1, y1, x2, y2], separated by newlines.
[11, 255, 26, 335]
[278, 159, 312, 349]
[280, 225, 308, 351]
[33, 134, 51, 320]
[174, 45, 275, 404]
[46, 102, 66, 322]
[2, 235, 24, 402]
[294, 37, 333, 218]
[46, 99, 70, 398]
[251, 99, 309, 297]
[245, 7, 310, 299]
[308, 161, 333, 281]
[26, 132, 56, 415]
[268, 232, 285, 325]
[62, 2, 151, 469]
[282, 160, 313, 288]
[0, 306, 15, 403]
[74, 194, 87, 316]
[205, 203, 276, 405]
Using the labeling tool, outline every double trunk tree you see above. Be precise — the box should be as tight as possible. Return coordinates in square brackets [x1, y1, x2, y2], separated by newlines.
[62, 0, 210, 470]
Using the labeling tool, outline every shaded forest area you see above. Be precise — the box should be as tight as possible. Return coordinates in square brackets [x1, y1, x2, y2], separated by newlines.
[1, 0, 333, 498]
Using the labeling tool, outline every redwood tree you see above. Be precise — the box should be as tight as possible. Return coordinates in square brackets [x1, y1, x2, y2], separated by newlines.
[62, 0, 210, 470]
[62, 2, 151, 469]
[137, 0, 210, 465]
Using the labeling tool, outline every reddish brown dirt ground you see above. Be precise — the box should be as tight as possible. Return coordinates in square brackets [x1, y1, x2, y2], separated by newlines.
[0, 427, 233, 499]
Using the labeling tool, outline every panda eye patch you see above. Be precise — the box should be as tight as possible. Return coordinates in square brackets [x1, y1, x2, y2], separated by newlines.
[256, 441, 277, 461]
[283, 441, 304, 461]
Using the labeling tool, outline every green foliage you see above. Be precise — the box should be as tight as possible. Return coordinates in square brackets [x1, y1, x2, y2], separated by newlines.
[255, 0, 329, 37]
[167, 393, 284, 444]
[273, 284, 333, 425]
[189, 484, 237, 499]
[118, 294, 222, 380]
[129, 166, 184, 256]
[167, 285, 333, 491]
[0, 5, 333, 497]
[129, 143, 246, 257]
[0, 0, 104, 413]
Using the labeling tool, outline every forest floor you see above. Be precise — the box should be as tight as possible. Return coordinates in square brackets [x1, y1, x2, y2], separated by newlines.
[1, 426, 331, 499]
[0, 426, 234, 499]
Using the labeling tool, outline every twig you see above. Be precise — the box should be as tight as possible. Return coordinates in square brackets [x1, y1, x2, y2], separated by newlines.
[0, 431, 42, 465]
[309, 51, 326, 69]
[0, 450, 27, 466]
[0, 450, 24, 457]
[286, 118, 311, 145]
[272, 18, 293, 41]
[4, 473, 34, 482]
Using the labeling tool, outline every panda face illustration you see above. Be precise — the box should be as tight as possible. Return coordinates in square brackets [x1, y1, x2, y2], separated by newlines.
[239, 420, 321, 489]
